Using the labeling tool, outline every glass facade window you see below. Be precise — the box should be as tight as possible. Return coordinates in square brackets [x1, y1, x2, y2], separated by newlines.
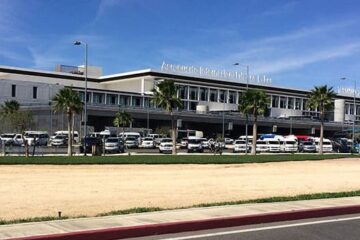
[189, 86, 198, 100]
[209, 89, 218, 102]
[179, 101, 188, 111]
[272, 95, 279, 108]
[199, 87, 208, 101]
[219, 90, 226, 102]
[229, 91, 236, 104]
[349, 104, 354, 115]
[356, 105, 360, 116]
[189, 101, 197, 111]
[179, 85, 188, 99]
[132, 96, 142, 107]
[287, 97, 294, 109]
[120, 95, 131, 107]
[295, 98, 302, 110]
[93, 93, 104, 104]
[280, 96, 287, 109]
[237, 92, 243, 104]
[144, 97, 151, 108]
[106, 94, 117, 105]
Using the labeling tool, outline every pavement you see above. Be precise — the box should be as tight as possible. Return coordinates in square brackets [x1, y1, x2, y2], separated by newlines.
[2, 197, 360, 240]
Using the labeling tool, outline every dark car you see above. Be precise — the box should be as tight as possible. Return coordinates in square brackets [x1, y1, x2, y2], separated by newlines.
[332, 138, 353, 153]
[80, 137, 103, 154]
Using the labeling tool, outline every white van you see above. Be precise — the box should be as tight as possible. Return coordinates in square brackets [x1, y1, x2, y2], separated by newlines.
[314, 138, 333, 153]
[278, 136, 298, 153]
[119, 132, 141, 144]
[267, 139, 281, 152]
[256, 140, 269, 153]
[24, 131, 49, 146]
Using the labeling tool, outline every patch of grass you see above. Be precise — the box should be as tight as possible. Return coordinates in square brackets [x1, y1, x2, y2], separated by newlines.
[0, 154, 356, 165]
[2, 190, 360, 225]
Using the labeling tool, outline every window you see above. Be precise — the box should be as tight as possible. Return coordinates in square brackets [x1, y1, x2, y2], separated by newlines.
[132, 96, 142, 107]
[228, 91, 236, 104]
[280, 97, 287, 109]
[303, 99, 308, 110]
[287, 97, 294, 109]
[189, 86, 198, 100]
[179, 101, 188, 111]
[120, 95, 131, 107]
[219, 90, 226, 102]
[237, 92, 243, 104]
[33, 86, 37, 99]
[11, 85, 16, 97]
[199, 87, 208, 101]
[349, 104, 354, 115]
[209, 89, 218, 102]
[179, 85, 188, 99]
[93, 93, 104, 104]
[295, 98, 302, 110]
[189, 101, 197, 111]
[106, 94, 117, 105]
[144, 97, 151, 108]
[357, 105, 360, 116]
[272, 95, 279, 108]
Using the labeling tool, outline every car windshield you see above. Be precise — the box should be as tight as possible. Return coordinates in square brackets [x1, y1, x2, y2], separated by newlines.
[269, 141, 279, 144]
[161, 139, 172, 143]
[164, 144, 172, 147]
[1, 134, 15, 138]
[257, 141, 266, 144]
[235, 140, 245, 144]
[286, 141, 296, 144]
[143, 138, 153, 141]
[188, 139, 202, 144]
[55, 135, 66, 139]
[323, 142, 332, 145]
[126, 137, 136, 141]
[303, 142, 313, 145]
[106, 138, 118, 143]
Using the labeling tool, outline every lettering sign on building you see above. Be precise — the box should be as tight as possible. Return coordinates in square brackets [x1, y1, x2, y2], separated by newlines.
[160, 61, 272, 85]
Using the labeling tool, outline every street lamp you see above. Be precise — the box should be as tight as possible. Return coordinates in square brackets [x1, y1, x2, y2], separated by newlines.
[234, 63, 250, 154]
[341, 77, 357, 150]
[74, 41, 88, 156]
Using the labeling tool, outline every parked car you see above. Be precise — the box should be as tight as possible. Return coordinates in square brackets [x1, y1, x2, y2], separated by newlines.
[332, 138, 352, 153]
[159, 142, 173, 153]
[23, 131, 49, 146]
[187, 137, 203, 153]
[50, 130, 80, 143]
[233, 140, 251, 153]
[180, 138, 188, 149]
[80, 137, 103, 154]
[280, 139, 298, 153]
[124, 136, 139, 149]
[0, 133, 16, 146]
[50, 135, 68, 147]
[256, 140, 269, 153]
[105, 137, 124, 153]
[298, 141, 316, 153]
[141, 137, 155, 148]
[200, 138, 210, 149]
[224, 138, 234, 145]
[12, 134, 23, 146]
[314, 138, 333, 153]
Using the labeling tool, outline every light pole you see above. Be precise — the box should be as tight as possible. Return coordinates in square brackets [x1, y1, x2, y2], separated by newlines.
[341, 77, 357, 151]
[74, 41, 88, 156]
[234, 63, 250, 154]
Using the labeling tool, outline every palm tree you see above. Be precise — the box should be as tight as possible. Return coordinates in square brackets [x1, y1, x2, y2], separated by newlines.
[1, 100, 20, 115]
[151, 80, 182, 154]
[239, 89, 270, 155]
[52, 87, 83, 156]
[307, 85, 336, 154]
[113, 111, 133, 137]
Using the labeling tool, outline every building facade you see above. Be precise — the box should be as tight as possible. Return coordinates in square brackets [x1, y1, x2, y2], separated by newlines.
[0, 65, 358, 138]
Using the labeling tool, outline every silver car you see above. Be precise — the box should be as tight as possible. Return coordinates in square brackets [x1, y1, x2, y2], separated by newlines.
[105, 137, 125, 153]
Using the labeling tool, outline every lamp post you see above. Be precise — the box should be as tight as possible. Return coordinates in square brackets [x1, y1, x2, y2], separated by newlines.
[234, 63, 250, 154]
[74, 41, 88, 156]
[341, 77, 357, 151]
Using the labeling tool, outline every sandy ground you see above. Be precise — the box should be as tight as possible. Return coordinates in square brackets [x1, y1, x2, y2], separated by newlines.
[1, 158, 360, 220]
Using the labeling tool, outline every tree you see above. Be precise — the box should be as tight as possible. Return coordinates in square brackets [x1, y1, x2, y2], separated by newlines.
[151, 80, 182, 154]
[52, 87, 83, 156]
[113, 111, 133, 137]
[239, 89, 270, 155]
[307, 85, 336, 154]
[0, 100, 33, 157]
[1, 100, 20, 115]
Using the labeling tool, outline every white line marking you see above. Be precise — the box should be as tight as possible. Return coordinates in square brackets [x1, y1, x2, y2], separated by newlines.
[159, 215, 360, 240]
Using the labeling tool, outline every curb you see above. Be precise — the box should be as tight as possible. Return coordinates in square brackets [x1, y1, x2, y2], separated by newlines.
[11, 204, 360, 240]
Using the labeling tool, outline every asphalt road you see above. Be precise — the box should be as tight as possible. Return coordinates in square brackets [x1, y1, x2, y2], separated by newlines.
[131, 214, 360, 240]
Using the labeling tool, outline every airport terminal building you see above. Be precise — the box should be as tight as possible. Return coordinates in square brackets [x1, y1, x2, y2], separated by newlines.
[0, 63, 358, 138]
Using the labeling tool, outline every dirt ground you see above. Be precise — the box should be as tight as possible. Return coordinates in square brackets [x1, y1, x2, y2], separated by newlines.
[1, 158, 360, 220]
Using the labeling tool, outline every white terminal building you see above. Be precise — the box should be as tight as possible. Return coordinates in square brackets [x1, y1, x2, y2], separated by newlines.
[0, 63, 358, 139]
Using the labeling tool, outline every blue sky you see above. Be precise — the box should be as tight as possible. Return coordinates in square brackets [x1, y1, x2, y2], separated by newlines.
[1, 0, 360, 90]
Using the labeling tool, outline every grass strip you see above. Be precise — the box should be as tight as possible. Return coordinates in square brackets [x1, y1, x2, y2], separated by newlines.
[2, 190, 360, 225]
[0, 154, 357, 165]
